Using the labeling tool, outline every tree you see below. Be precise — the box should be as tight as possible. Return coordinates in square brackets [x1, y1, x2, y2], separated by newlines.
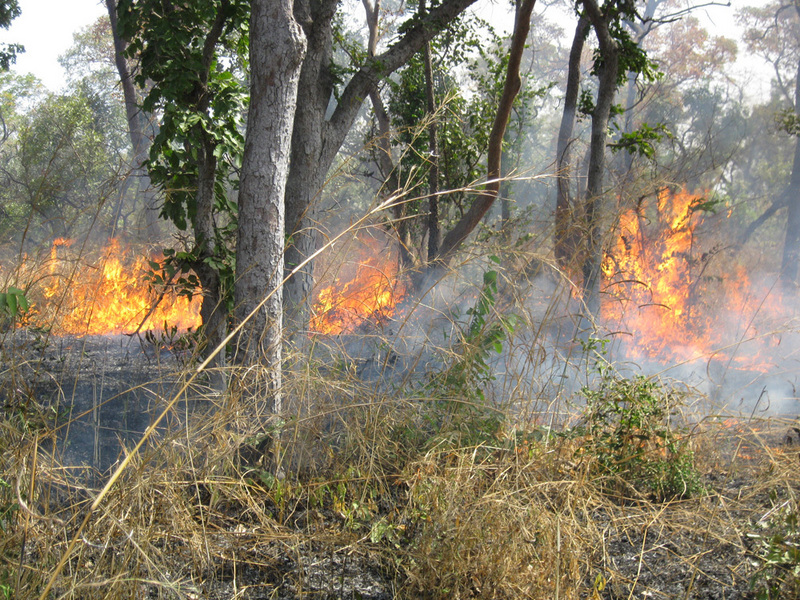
[233, 0, 305, 412]
[739, 0, 800, 286]
[0, 0, 22, 72]
[381, 1, 546, 270]
[433, 0, 538, 263]
[282, 0, 480, 328]
[118, 0, 250, 368]
[554, 15, 589, 269]
[386, 13, 495, 263]
[116, 0, 481, 345]
[0, 79, 125, 245]
[551, 0, 658, 317]
[104, 0, 160, 238]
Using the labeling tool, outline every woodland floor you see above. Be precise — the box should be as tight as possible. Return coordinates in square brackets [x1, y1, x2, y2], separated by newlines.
[2, 332, 799, 599]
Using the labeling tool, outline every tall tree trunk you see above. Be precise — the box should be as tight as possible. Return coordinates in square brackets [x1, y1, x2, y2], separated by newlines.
[235, 0, 306, 413]
[434, 0, 536, 264]
[283, 0, 337, 332]
[421, 0, 441, 261]
[554, 15, 589, 270]
[580, 0, 620, 317]
[781, 51, 800, 287]
[105, 0, 159, 239]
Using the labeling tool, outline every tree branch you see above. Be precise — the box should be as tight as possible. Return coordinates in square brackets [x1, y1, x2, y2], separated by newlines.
[322, 0, 479, 168]
[435, 0, 537, 263]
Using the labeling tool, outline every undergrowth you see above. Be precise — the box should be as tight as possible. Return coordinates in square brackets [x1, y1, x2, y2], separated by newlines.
[574, 339, 703, 501]
[0, 264, 794, 599]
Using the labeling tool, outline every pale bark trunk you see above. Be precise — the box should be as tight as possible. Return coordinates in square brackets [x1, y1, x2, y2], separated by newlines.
[235, 0, 306, 412]
[283, 0, 337, 331]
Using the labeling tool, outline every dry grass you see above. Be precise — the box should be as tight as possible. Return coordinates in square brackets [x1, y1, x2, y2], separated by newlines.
[0, 240, 799, 600]
[1, 351, 798, 600]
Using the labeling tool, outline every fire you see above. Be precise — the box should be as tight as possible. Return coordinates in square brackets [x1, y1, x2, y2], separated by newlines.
[310, 232, 408, 335]
[37, 238, 202, 336]
[601, 187, 790, 370]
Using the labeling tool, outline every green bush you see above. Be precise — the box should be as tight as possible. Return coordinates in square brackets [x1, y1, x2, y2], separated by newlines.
[577, 346, 702, 500]
[425, 263, 516, 444]
[750, 501, 800, 600]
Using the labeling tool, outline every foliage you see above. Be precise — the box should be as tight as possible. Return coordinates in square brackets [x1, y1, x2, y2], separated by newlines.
[385, 16, 506, 232]
[118, 0, 249, 320]
[426, 261, 516, 441]
[576, 340, 702, 500]
[610, 122, 671, 159]
[750, 501, 800, 600]
[0, 80, 124, 242]
[0, 0, 22, 71]
[0, 286, 27, 330]
[775, 107, 800, 137]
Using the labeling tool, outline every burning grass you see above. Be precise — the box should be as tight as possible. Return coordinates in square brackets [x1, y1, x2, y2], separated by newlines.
[600, 187, 799, 373]
[0, 237, 202, 337]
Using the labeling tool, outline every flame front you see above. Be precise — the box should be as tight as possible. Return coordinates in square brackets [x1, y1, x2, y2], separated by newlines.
[38, 238, 202, 336]
[601, 188, 789, 371]
[310, 234, 407, 335]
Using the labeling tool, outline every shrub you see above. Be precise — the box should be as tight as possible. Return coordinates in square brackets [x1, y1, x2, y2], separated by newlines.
[576, 345, 702, 500]
[750, 500, 800, 600]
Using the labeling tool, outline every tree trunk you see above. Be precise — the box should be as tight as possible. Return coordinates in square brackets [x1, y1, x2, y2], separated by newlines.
[192, 131, 226, 378]
[105, 0, 159, 239]
[283, 0, 337, 332]
[781, 51, 800, 287]
[421, 0, 441, 261]
[580, 0, 620, 317]
[235, 0, 306, 413]
[554, 15, 589, 270]
[434, 0, 536, 264]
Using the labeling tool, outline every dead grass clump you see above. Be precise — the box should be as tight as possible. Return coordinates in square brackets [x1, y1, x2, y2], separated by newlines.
[395, 436, 602, 599]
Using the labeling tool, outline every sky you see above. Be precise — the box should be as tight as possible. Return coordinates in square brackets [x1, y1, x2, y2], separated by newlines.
[0, 0, 107, 90]
[0, 0, 773, 100]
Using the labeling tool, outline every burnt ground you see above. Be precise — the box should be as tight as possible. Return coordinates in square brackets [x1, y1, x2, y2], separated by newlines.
[1, 330, 206, 472]
[3, 332, 800, 599]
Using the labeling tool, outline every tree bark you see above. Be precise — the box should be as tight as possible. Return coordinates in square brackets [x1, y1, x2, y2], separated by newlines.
[283, 0, 479, 330]
[434, 0, 536, 264]
[554, 15, 589, 270]
[235, 0, 306, 412]
[781, 48, 800, 287]
[421, 0, 441, 261]
[580, 0, 620, 317]
[105, 0, 159, 239]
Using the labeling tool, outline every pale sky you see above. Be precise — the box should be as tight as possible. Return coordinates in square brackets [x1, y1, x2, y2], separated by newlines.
[0, 0, 774, 101]
[0, 0, 107, 90]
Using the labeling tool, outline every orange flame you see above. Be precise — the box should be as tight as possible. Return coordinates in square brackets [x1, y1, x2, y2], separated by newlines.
[601, 188, 790, 371]
[310, 233, 407, 335]
[38, 238, 202, 336]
